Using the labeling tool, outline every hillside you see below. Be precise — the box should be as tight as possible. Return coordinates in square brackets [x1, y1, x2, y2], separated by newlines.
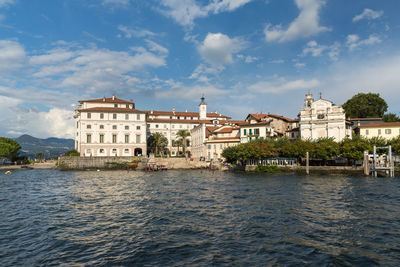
[15, 134, 74, 158]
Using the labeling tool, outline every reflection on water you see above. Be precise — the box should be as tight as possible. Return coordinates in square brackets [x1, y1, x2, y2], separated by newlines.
[1, 170, 400, 266]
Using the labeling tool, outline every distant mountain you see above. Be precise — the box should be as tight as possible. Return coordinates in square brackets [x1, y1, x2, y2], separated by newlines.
[15, 134, 74, 158]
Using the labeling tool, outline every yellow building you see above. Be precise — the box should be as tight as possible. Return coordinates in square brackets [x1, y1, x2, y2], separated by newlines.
[359, 122, 400, 140]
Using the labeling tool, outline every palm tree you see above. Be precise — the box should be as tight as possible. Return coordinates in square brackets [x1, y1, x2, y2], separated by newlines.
[173, 139, 183, 156]
[147, 133, 168, 156]
[176, 130, 190, 154]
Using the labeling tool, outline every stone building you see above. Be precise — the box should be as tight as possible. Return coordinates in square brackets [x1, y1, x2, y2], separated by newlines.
[357, 122, 400, 140]
[299, 93, 352, 142]
[74, 95, 147, 157]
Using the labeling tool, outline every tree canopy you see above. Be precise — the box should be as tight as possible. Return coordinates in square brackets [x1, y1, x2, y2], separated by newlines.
[0, 137, 21, 161]
[147, 132, 168, 156]
[342, 93, 388, 118]
[382, 113, 399, 122]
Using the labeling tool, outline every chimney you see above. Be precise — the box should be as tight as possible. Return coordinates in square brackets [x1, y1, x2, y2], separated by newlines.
[185, 109, 187, 112]
[103, 96, 106, 102]
[151, 110, 153, 114]
[112, 94, 115, 100]
[173, 107, 176, 115]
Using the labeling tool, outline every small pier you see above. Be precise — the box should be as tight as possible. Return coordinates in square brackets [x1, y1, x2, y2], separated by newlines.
[367, 146, 395, 177]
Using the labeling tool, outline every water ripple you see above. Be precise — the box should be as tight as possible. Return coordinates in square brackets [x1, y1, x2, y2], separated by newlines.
[1, 170, 400, 265]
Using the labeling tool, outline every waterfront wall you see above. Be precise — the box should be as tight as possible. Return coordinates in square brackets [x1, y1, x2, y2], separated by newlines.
[245, 165, 364, 173]
[58, 156, 209, 170]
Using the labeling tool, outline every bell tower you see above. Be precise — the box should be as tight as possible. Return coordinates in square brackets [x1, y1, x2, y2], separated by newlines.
[199, 95, 207, 119]
[305, 93, 314, 109]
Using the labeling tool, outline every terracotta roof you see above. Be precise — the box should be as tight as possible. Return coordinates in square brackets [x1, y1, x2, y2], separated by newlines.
[240, 121, 270, 127]
[147, 118, 212, 124]
[359, 122, 400, 128]
[206, 137, 240, 143]
[79, 107, 146, 113]
[246, 113, 296, 122]
[225, 120, 247, 125]
[348, 117, 382, 121]
[206, 126, 219, 138]
[215, 127, 233, 133]
[80, 96, 133, 104]
[146, 110, 230, 119]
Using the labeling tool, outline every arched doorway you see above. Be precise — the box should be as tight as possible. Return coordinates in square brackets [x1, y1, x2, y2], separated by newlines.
[134, 148, 142, 156]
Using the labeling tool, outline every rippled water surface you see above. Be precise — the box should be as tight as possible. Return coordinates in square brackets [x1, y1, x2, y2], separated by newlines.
[1, 170, 400, 266]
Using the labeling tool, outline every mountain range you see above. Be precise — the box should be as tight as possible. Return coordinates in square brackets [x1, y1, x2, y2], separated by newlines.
[15, 134, 74, 158]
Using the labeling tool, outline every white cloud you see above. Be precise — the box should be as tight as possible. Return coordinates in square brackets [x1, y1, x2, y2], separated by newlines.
[189, 64, 224, 80]
[145, 40, 168, 54]
[159, 0, 251, 28]
[157, 84, 228, 100]
[8, 106, 74, 138]
[237, 54, 258, 63]
[117, 25, 156, 38]
[264, 0, 328, 43]
[0, 0, 15, 7]
[294, 62, 306, 68]
[353, 8, 383, 22]
[248, 77, 320, 93]
[198, 32, 244, 65]
[346, 34, 381, 51]
[0, 40, 27, 73]
[302, 40, 340, 60]
[102, 0, 130, 6]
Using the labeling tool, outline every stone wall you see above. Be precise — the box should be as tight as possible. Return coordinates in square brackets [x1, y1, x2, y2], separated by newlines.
[58, 156, 209, 170]
[245, 165, 363, 173]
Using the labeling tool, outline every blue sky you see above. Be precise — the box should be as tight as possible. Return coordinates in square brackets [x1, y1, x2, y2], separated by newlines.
[0, 0, 399, 138]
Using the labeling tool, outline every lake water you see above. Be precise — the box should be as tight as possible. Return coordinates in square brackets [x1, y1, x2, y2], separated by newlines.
[1, 170, 400, 266]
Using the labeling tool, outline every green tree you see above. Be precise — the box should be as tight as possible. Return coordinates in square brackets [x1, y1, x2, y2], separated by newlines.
[382, 113, 399, 122]
[311, 139, 340, 164]
[340, 136, 371, 163]
[147, 132, 168, 156]
[221, 146, 239, 163]
[173, 139, 183, 156]
[176, 130, 190, 154]
[342, 93, 388, 118]
[280, 139, 313, 159]
[65, 149, 80, 156]
[35, 152, 44, 160]
[0, 137, 21, 161]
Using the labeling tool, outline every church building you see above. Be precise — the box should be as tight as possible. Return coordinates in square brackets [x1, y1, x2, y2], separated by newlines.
[299, 93, 352, 142]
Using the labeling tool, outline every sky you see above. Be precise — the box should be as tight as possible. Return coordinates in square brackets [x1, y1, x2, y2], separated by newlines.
[0, 0, 400, 138]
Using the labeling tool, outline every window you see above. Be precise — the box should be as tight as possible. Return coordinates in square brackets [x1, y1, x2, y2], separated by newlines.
[180, 125, 182, 129]
[126, 104, 129, 108]
[177, 116, 180, 119]
[147, 124, 150, 128]
[385, 129, 392, 134]
[378, 129, 381, 135]
[125, 114, 129, 120]
[208, 144, 211, 149]
[99, 134, 104, 143]
[112, 148, 117, 153]
[87, 124, 91, 129]
[291, 132, 295, 138]
[124, 148, 129, 153]
[266, 128, 269, 133]
[87, 134, 91, 143]
[125, 134, 129, 143]
[114, 104, 118, 108]
[76, 132, 78, 136]
[100, 113, 104, 119]
[220, 144, 223, 149]
[255, 128, 259, 135]
[112, 125, 117, 130]
[100, 125, 104, 129]
[113, 113, 117, 119]
[125, 125, 129, 130]
[136, 126, 140, 130]
[249, 129, 252, 135]
[99, 149, 104, 153]
[214, 144, 216, 149]
[76, 122, 79, 128]
[86, 149, 91, 154]
[365, 130, 369, 135]
[136, 135, 141, 143]
[156, 124, 159, 128]
[164, 124, 167, 129]
[136, 114, 140, 120]
[244, 129, 247, 135]
[172, 125, 175, 129]
[112, 134, 117, 143]
[87, 113, 91, 119]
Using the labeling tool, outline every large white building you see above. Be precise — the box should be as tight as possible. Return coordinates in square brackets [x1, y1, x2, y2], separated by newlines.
[74, 95, 230, 157]
[299, 93, 352, 142]
[74, 96, 147, 157]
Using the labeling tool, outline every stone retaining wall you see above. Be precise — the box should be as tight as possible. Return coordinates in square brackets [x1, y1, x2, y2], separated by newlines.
[245, 165, 363, 173]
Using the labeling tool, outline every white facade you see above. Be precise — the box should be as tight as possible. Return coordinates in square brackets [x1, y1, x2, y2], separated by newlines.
[146, 96, 230, 156]
[299, 93, 352, 142]
[74, 96, 147, 157]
